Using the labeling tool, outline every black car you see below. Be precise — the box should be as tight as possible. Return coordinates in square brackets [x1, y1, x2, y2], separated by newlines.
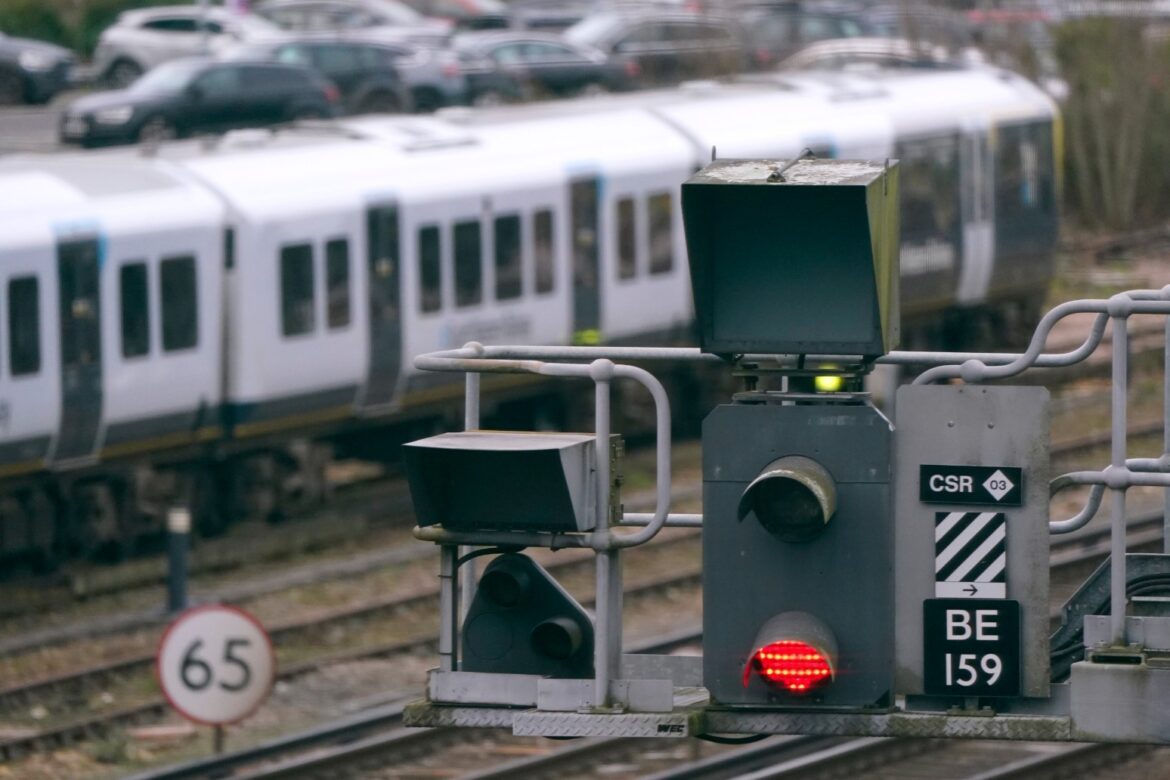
[230, 38, 412, 114]
[0, 31, 74, 105]
[59, 59, 340, 147]
[733, 1, 875, 69]
[564, 11, 746, 87]
[452, 30, 635, 104]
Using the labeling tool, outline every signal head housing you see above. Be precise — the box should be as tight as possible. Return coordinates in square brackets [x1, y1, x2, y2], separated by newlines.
[682, 158, 900, 360]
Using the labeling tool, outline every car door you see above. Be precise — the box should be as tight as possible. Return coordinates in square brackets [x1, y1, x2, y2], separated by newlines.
[519, 41, 595, 94]
[240, 65, 304, 124]
[613, 22, 669, 85]
[310, 43, 364, 103]
[188, 64, 253, 133]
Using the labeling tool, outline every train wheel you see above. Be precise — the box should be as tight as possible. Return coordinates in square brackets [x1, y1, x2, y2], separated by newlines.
[68, 482, 126, 562]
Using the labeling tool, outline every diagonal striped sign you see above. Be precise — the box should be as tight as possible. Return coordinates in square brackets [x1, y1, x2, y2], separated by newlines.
[934, 511, 1006, 598]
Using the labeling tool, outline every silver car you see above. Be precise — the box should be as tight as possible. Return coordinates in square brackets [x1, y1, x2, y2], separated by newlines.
[94, 6, 284, 87]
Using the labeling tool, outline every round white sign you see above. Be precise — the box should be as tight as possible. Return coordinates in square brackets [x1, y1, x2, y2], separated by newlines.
[157, 605, 275, 725]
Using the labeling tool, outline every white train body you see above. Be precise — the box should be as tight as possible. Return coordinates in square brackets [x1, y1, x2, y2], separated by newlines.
[0, 67, 1059, 555]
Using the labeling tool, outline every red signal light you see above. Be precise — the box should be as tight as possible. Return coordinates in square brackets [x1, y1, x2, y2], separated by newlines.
[744, 639, 834, 694]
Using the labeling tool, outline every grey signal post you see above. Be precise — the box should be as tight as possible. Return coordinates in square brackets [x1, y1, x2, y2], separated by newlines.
[684, 159, 901, 710]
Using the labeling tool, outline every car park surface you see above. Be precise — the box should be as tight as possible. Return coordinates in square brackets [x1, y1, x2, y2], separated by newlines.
[59, 58, 339, 147]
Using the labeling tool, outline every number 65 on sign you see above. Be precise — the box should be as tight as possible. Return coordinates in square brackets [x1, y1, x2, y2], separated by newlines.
[157, 605, 276, 726]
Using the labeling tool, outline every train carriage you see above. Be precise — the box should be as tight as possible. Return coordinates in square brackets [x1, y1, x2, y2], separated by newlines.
[0, 63, 1060, 561]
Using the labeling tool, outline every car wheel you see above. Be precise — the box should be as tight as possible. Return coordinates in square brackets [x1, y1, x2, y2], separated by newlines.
[0, 69, 23, 105]
[106, 59, 143, 89]
[412, 87, 443, 113]
[137, 115, 176, 144]
[292, 106, 327, 121]
[356, 91, 401, 115]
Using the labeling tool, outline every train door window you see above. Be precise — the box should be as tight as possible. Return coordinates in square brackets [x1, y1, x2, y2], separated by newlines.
[895, 134, 960, 245]
[326, 238, 351, 330]
[280, 243, 316, 337]
[454, 219, 482, 308]
[617, 197, 636, 280]
[419, 225, 442, 313]
[8, 276, 40, 376]
[494, 213, 522, 301]
[533, 208, 555, 294]
[160, 255, 198, 352]
[119, 262, 150, 358]
[648, 192, 673, 275]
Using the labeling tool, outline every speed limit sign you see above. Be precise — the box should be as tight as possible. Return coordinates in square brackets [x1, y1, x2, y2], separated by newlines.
[157, 605, 276, 725]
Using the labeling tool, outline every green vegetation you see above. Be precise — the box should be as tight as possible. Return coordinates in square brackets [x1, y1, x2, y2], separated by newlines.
[1054, 18, 1170, 230]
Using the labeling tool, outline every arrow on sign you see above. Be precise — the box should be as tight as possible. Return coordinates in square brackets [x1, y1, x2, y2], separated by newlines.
[964, 584, 978, 596]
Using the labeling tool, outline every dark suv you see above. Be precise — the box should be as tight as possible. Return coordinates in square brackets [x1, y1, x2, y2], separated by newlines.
[60, 58, 340, 147]
[231, 38, 413, 114]
[734, 1, 874, 69]
[565, 11, 745, 86]
[0, 31, 74, 105]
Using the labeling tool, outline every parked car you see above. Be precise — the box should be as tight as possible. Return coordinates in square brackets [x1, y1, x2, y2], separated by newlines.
[733, 1, 875, 69]
[0, 31, 74, 105]
[398, 0, 511, 30]
[60, 58, 339, 147]
[93, 5, 284, 87]
[777, 36, 955, 71]
[254, 0, 452, 45]
[228, 37, 412, 113]
[452, 30, 635, 104]
[564, 10, 745, 86]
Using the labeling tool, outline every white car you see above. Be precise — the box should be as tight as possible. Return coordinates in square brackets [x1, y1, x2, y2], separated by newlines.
[94, 5, 284, 87]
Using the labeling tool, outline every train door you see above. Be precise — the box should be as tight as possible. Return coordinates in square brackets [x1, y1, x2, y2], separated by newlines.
[53, 236, 103, 463]
[956, 121, 995, 305]
[570, 176, 600, 344]
[361, 202, 401, 409]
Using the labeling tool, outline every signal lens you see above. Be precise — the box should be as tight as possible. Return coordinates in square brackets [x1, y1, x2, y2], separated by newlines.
[744, 640, 833, 694]
[814, 374, 844, 393]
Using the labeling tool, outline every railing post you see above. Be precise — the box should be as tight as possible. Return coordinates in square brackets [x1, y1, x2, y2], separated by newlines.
[1110, 311, 1129, 645]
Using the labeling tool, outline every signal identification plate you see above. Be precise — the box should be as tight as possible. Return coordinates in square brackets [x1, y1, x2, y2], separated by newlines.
[923, 599, 1020, 697]
[920, 465, 1023, 506]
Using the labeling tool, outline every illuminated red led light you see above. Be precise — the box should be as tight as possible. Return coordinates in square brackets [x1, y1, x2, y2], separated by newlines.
[743, 640, 833, 694]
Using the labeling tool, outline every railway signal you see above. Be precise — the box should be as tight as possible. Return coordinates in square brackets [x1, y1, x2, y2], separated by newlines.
[684, 158, 899, 709]
[461, 553, 594, 678]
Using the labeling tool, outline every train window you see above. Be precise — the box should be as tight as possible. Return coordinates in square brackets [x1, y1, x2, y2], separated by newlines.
[648, 192, 673, 274]
[896, 134, 960, 246]
[120, 262, 150, 358]
[617, 197, 636, 280]
[8, 276, 40, 376]
[280, 243, 316, 337]
[161, 256, 198, 352]
[454, 220, 482, 308]
[419, 225, 441, 313]
[326, 238, 351, 330]
[534, 209, 555, 294]
[494, 214, 522, 301]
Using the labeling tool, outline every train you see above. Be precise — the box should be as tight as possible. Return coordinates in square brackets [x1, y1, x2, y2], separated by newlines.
[0, 64, 1060, 562]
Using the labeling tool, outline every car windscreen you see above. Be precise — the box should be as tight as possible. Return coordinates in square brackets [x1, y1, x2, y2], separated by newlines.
[128, 59, 205, 93]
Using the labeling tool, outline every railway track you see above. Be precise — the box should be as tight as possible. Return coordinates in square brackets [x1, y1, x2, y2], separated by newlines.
[54, 499, 1162, 779]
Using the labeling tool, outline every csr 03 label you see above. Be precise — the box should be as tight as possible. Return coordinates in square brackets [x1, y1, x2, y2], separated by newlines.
[923, 598, 1020, 697]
